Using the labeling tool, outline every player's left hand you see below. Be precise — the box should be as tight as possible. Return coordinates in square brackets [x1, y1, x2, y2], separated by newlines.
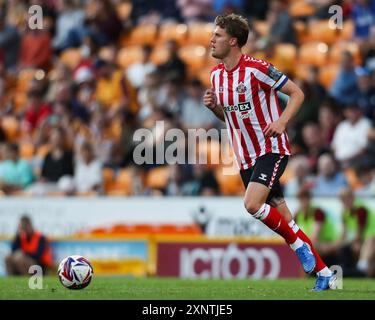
[263, 119, 286, 138]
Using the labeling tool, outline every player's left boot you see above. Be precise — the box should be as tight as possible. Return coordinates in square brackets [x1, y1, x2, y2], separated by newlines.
[312, 273, 337, 292]
[295, 242, 316, 274]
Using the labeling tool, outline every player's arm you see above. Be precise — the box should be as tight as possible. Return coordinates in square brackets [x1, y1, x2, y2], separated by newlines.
[203, 88, 225, 122]
[264, 79, 304, 137]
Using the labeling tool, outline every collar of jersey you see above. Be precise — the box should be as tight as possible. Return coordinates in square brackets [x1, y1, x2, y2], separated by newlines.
[224, 54, 244, 73]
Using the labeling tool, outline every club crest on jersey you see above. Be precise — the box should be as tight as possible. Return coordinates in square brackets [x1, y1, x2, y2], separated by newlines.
[235, 82, 247, 94]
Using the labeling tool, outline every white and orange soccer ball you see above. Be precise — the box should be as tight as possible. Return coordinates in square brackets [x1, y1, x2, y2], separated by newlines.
[58, 255, 93, 290]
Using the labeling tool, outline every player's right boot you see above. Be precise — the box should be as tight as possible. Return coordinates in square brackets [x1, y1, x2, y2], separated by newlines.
[295, 243, 316, 274]
[312, 273, 337, 292]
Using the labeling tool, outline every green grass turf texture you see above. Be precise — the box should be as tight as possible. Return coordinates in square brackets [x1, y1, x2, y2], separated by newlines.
[1, 276, 375, 300]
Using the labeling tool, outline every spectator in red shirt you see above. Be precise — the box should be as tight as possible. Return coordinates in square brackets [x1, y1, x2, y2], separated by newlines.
[23, 89, 52, 132]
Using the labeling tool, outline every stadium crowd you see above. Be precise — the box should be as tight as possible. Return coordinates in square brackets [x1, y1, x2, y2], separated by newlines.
[0, 0, 374, 198]
[0, 0, 375, 279]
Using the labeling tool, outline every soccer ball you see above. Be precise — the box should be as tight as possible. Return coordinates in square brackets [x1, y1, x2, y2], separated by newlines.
[57, 255, 93, 290]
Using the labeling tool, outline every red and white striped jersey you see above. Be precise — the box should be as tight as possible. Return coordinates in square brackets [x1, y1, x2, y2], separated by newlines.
[210, 54, 292, 170]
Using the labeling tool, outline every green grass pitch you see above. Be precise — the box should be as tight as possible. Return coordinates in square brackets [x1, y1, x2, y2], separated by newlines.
[1, 276, 375, 300]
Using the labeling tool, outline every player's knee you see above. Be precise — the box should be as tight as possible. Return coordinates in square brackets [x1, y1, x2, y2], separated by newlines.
[244, 199, 263, 215]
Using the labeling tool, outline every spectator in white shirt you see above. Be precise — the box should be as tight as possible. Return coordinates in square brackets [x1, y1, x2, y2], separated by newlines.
[331, 104, 371, 167]
[74, 141, 103, 194]
[126, 44, 156, 89]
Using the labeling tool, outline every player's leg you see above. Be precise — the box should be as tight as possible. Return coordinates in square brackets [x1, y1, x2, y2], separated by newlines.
[243, 154, 315, 273]
[269, 193, 329, 274]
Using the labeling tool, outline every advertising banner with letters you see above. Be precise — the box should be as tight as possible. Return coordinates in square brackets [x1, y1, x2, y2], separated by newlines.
[156, 240, 302, 279]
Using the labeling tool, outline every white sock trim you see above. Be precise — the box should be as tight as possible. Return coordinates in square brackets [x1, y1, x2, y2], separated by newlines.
[288, 220, 300, 233]
[253, 203, 271, 221]
[290, 238, 304, 251]
[317, 267, 332, 277]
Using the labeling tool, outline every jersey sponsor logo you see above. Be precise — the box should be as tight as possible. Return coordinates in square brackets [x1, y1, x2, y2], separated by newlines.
[268, 65, 283, 82]
[235, 82, 247, 94]
[259, 173, 268, 181]
[223, 102, 251, 112]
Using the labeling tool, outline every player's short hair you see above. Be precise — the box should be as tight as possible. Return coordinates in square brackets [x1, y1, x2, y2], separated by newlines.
[214, 14, 250, 48]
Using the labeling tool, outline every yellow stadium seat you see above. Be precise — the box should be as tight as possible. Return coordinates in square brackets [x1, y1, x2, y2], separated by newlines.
[186, 22, 214, 46]
[60, 48, 81, 70]
[289, 2, 315, 17]
[307, 20, 338, 44]
[106, 168, 133, 195]
[178, 44, 207, 69]
[19, 142, 35, 160]
[102, 167, 115, 193]
[214, 166, 244, 196]
[319, 64, 340, 89]
[150, 44, 169, 65]
[158, 22, 188, 45]
[145, 166, 170, 189]
[121, 24, 157, 46]
[275, 43, 297, 61]
[1, 116, 20, 141]
[116, 45, 144, 68]
[196, 66, 213, 88]
[329, 41, 361, 65]
[298, 42, 328, 66]
[294, 63, 313, 81]
[339, 20, 354, 41]
[293, 20, 309, 44]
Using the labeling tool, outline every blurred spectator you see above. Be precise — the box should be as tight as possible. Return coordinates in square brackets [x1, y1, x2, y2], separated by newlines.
[318, 101, 341, 148]
[354, 161, 375, 196]
[331, 104, 371, 167]
[94, 58, 138, 114]
[0, 143, 34, 194]
[18, 26, 52, 71]
[329, 51, 360, 106]
[295, 188, 340, 266]
[27, 127, 74, 195]
[355, 66, 375, 119]
[126, 44, 156, 90]
[0, 11, 20, 72]
[23, 88, 53, 133]
[312, 153, 349, 197]
[351, 0, 375, 42]
[301, 122, 329, 173]
[157, 40, 187, 84]
[363, 25, 375, 71]
[85, 0, 123, 46]
[213, 0, 245, 15]
[5, 215, 53, 275]
[266, 0, 297, 45]
[307, 66, 327, 99]
[339, 187, 375, 277]
[183, 164, 220, 195]
[130, 0, 181, 24]
[52, 0, 86, 52]
[181, 78, 219, 130]
[284, 155, 314, 197]
[74, 141, 103, 194]
[157, 77, 185, 117]
[177, 0, 214, 22]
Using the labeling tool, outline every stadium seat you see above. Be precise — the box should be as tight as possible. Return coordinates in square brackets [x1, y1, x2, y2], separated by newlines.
[150, 44, 169, 65]
[178, 44, 207, 70]
[186, 22, 214, 46]
[319, 64, 340, 89]
[1, 116, 20, 141]
[214, 166, 244, 196]
[294, 63, 313, 81]
[307, 20, 339, 44]
[59, 48, 82, 70]
[106, 168, 133, 196]
[196, 66, 213, 87]
[19, 142, 35, 160]
[116, 45, 144, 68]
[329, 41, 361, 65]
[158, 22, 188, 45]
[298, 42, 328, 66]
[121, 24, 157, 46]
[13, 69, 38, 112]
[275, 43, 297, 62]
[289, 1, 315, 17]
[145, 166, 170, 190]
[339, 20, 354, 41]
[102, 168, 115, 193]
[293, 20, 309, 44]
